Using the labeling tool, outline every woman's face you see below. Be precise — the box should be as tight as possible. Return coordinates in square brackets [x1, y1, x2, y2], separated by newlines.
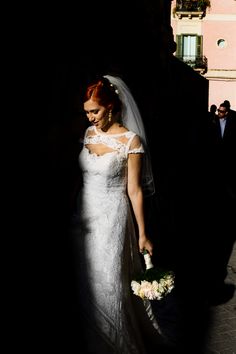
[84, 98, 108, 130]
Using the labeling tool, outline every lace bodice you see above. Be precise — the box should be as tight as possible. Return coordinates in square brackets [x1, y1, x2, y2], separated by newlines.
[79, 126, 144, 194]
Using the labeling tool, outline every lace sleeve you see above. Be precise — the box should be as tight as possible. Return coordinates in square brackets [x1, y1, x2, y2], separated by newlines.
[128, 134, 144, 154]
[82, 126, 94, 144]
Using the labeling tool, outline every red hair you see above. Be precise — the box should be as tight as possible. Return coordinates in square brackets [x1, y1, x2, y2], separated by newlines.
[83, 77, 122, 114]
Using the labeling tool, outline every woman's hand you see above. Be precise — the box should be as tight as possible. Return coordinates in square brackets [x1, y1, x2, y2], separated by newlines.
[139, 235, 153, 256]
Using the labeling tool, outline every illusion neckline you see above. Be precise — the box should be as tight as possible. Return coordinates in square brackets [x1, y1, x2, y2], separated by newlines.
[94, 126, 130, 137]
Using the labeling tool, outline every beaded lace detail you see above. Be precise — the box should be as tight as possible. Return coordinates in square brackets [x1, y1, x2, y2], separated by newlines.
[83, 126, 144, 156]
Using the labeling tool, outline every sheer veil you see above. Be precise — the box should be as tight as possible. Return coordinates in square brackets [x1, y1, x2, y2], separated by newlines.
[104, 75, 155, 197]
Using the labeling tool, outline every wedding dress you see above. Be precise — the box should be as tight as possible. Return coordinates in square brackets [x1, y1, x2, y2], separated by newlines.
[70, 125, 150, 354]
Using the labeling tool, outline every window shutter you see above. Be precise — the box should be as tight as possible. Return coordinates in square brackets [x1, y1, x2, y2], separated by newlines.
[176, 35, 183, 57]
[196, 35, 203, 57]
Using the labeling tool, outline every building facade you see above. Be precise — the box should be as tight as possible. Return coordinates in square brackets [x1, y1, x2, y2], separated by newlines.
[171, 0, 236, 109]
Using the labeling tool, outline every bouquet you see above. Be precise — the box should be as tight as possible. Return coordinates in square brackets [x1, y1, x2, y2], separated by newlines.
[131, 250, 175, 301]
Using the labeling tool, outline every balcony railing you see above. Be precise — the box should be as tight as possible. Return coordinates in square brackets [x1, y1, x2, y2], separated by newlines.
[176, 55, 208, 74]
[174, 0, 210, 19]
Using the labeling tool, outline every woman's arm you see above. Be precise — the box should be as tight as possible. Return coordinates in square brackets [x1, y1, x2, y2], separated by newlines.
[127, 152, 153, 256]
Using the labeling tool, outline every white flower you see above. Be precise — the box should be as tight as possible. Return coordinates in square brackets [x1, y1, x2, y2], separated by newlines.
[131, 280, 141, 295]
[131, 250, 175, 301]
[131, 270, 175, 301]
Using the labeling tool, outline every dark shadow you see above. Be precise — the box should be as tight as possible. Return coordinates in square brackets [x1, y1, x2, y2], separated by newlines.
[18, 1, 228, 353]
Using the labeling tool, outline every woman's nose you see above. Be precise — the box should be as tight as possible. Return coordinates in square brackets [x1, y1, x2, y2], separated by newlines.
[88, 113, 94, 121]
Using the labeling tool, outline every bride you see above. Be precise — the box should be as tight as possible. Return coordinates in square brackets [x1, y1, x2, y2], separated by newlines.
[70, 74, 156, 353]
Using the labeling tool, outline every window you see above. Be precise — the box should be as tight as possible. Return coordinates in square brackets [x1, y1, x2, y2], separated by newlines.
[183, 36, 197, 61]
[217, 39, 227, 48]
[175, 34, 207, 73]
[176, 34, 203, 63]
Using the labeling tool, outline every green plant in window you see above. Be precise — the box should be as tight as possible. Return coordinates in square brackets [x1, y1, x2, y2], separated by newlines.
[197, 0, 211, 10]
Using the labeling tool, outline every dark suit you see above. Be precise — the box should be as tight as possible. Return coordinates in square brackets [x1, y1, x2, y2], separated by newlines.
[206, 111, 236, 290]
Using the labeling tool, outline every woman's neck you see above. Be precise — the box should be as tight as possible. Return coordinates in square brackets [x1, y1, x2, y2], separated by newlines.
[98, 122, 122, 134]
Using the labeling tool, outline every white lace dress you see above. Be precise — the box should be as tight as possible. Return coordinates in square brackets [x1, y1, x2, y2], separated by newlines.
[70, 126, 149, 354]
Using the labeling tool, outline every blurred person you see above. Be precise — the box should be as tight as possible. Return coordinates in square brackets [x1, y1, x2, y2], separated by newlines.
[223, 99, 236, 119]
[206, 101, 236, 305]
[208, 104, 217, 122]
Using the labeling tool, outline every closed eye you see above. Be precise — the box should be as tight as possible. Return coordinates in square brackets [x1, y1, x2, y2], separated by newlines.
[84, 109, 99, 114]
